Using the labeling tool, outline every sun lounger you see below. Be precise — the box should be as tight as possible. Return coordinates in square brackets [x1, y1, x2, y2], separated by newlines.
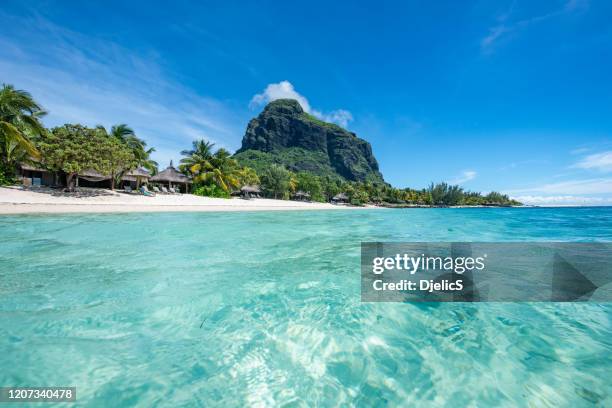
[124, 186, 133, 193]
[169, 187, 177, 194]
[161, 186, 169, 194]
[152, 186, 161, 193]
[140, 186, 154, 197]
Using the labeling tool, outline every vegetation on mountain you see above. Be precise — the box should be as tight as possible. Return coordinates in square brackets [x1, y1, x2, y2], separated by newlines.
[230, 99, 521, 206]
[234, 148, 339, 179]
[235, 99, 384, 183]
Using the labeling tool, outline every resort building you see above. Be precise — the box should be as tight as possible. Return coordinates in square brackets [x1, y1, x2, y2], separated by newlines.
[331, 193, 349, 204]
[18, 163, 55, 187]
[293, 190, 311, 201]
[150, 161, 192, 193]
[239, 185, 261, 199]
[18, 163, 153, 191]
[121, 168, 152, 189]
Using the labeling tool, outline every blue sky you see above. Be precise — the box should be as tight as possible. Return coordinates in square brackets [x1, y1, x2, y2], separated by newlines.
[1, 0, 611, 205]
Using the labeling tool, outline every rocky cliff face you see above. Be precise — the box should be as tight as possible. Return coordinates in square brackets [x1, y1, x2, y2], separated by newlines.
[235, 99, 384, 182]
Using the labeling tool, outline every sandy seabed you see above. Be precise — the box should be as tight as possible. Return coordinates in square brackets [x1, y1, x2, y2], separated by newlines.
[0, 186, 365, 214]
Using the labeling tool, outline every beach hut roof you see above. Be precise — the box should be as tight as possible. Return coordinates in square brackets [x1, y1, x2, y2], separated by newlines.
[241, 185, 261, 193]
[78, 169, 110, 181]
[332, 193, 349, 201]
[19, 162, 48, 172]
[150, 161, 191, 184]
[125, 167, 151, 178]
[122, 167, 152, 182]
[294, 190, 311, 197]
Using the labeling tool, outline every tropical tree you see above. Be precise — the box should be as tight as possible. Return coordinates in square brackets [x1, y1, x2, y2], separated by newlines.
[39, 125, 102, 191]
[261, 164, 292, 199]
[179, 139, 215, 175]
[191, 148, 241, 193]
[295, 172, 324, 201]
[103, 124, 157, 177]
[0, 84, 45, 179]
[181, 140, 260, 194]
[428, 182, 464, 206]
[485, 191, 519, 206]
[320, 176, 342, 201]
[237, 166, 260, 187]
[98, 135, 137, 190]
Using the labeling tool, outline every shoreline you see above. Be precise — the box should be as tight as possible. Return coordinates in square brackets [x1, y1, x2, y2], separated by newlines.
[0, 186, 368, 214]
[0, 203, 367, 214]
[1, 187, 607, 214]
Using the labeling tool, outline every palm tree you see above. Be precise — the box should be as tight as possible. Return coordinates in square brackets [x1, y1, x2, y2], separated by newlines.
[98, 124, 158, 182]
[109, 124, 157, 172]
[261, 164, 292, 199]
[191, 148, 241, 192]
[0, 84, 45, 173]
[179, 139, 215, 175]
[141, 147, 159, 175]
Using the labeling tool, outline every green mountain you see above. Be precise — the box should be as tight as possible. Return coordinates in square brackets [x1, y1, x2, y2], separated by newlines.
[234, 99, 384, 183]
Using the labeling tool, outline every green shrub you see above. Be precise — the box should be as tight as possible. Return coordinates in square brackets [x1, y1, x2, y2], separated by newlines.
[192, 184, 231, 198]
[0, 165, 16, 186]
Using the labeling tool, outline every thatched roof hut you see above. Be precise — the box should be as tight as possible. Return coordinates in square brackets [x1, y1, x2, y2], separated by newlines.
[239, 185, 261, 198]
[122, 167, 151, 182]
[78, 169, 110, 181]
[150, 161, 192, 191]
[121, 167, 151, 189]
[18, 162, 54, 187]
[240, 185, 261, 194]
[293, 190, 311, 201]
[332, 193, 349, 202]
[127, 167, 151, 178]
[19, 163, 47, 172]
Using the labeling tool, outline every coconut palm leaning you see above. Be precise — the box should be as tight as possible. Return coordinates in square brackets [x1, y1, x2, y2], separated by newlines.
[196, 148, 241, 192]
[0, 84, 45, 176]
[179, 139, 215, 175]
[180, 140, 241, 193]
[109, 124, 158, 174]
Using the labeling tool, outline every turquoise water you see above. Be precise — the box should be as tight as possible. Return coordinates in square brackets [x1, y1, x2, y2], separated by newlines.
[1, 208, 611, 407]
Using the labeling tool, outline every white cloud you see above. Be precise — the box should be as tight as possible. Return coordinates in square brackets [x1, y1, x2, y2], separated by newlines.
[481, 0, 589, 53]
[511, 149, 612, 204]
[250, 80, 354, 128]
[512, 195, 612, 206]
[572, 151, 612, 172]
[506, 177, 612, 195]
[450, 170, 477, 184]
[250, 81, 311, 112]
[317, 109, 354, 128]
[570, 147, 591, 155]
[481, 25, 510, 50]
[0, 12, 246, 169]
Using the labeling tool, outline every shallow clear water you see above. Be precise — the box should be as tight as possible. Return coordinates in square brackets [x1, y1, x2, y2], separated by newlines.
[1, 208, 611, 407]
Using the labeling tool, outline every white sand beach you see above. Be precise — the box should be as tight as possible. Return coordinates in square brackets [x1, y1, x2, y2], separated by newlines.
[0, 186, 364, 214]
